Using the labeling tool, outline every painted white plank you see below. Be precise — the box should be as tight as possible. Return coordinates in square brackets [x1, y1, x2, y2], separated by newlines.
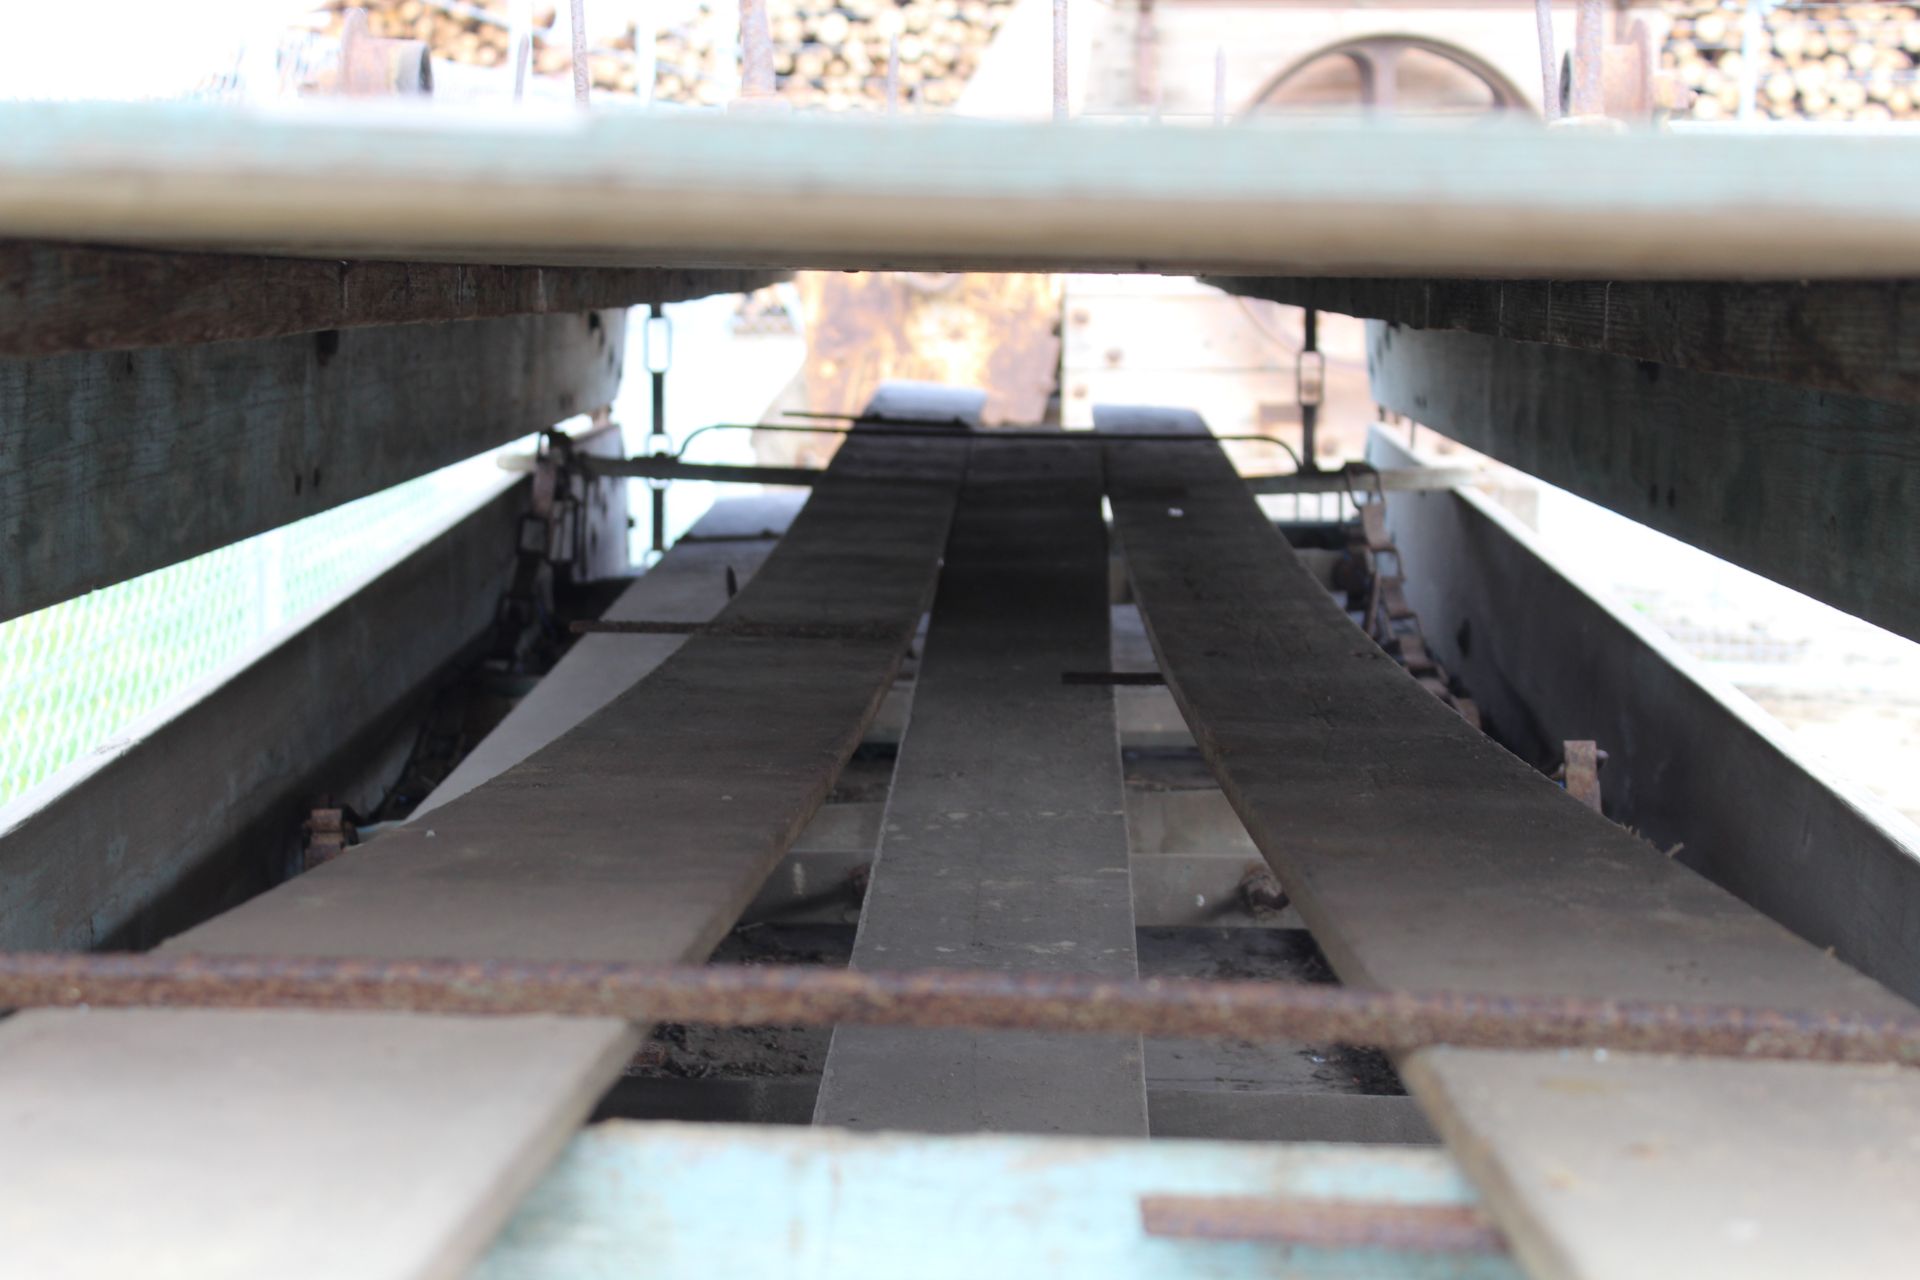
[5, 103, 1920, 278]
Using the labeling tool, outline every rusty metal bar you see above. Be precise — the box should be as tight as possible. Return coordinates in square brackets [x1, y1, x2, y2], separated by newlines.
[1534, 0, 1559, 118]
[6, 952, 1920, 1067]
[1140, 1196, 1506, 1255]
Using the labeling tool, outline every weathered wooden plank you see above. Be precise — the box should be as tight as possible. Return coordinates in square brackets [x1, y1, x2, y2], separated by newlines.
[1100, 402, 1906, 1012]
[1364, 321, 1920, 642]
[0, 401, 966, 1280]
[0, 240, 782, 357]
[417, 494, 802, 817]
[476, 1122, 1514, 1280]
[1366, 427, 1920, 1007]
[1097, 404, 1920, 1280]
[1402, 1051, 1920, 1280]
[1208, 275, 1920, 405]
[814, 438, 1146, 1136]
[10, 102, 1920, 278]
[0, 469, 528, 953]
[2, 309, 624, 623]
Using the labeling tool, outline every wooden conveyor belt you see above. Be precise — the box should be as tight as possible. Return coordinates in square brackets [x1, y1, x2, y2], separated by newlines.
[1097, 404, 1920, 1280]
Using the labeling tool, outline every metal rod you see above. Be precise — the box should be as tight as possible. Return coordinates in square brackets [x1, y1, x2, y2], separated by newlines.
[1571, 0, 1603, 116]
[1140, 1197, 1506, 1255]
[1053, 0, 1068, 122]
[1060, 670, 1165, 686]
[1534, 0, 1559, 118]
[740, 0, 776, 98]
[572, 618, 903, 641]
[7, 952, 1920, 1067]
[514, 449, 1464, 495]
[649, 366, 668, 559]
[887, 36, 900, 115]
[1300, 307, 1320, 469]
[569, 0, 590, 104]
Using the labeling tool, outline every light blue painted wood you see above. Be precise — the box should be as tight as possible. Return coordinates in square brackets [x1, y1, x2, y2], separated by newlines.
[476, 1122, 1521, 1280]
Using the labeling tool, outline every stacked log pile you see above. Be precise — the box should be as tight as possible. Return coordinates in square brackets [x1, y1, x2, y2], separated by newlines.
[1664, 2, 1920, 121]
[314, 0, 1012, 108]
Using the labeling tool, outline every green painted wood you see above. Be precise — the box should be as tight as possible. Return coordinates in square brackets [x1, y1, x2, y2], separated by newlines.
[477, 1122, 1518, 1280]
[2, 309, 623, 623]
[0, 469, 527, 953]
[1364, 321, 1920, 643]
[6, 103, 1920, 277]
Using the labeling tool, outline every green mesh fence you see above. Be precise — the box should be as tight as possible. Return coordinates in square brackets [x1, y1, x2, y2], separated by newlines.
[0, 446, 522, 809]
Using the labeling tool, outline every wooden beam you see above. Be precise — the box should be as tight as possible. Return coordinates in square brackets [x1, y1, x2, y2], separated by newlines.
[0, 468, 528, 953]
[0, 240, 783, 357]
[0, 399, 966, 1280]
[2, 309, 624, 624]
[1365, 321, 1920, 642]
[11, 102, 1920, 277]
[1208, 275, 1920, 405]
[417, 494, 803, 816]
[1366, 427, 1920, 1007]
[477, 1122, 1493, 1280]
[814, 437, 1147, 1136]
[1097, 403, 1918, 1280]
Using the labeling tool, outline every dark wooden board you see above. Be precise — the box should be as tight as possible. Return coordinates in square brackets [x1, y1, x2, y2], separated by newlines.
[1098, 403, 1907, 1013]
[1364, 321, 1920, 644]
[0, 240, 782, 356]
[814, 438, 1146, 1136]
[3, 308, 624, 624]
[1208, 275, 1920, 406]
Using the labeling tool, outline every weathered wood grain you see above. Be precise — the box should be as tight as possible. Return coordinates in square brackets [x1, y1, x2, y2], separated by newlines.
[1364, 321, 1920, 642]
[1098, 403, 1920, 1280]
[417, 494, 802, 817]
[814, 438, 1146, 1136]
[1210, 275, 1920, 405]
[2, 309, 623, 623]
[0, 240, 782, 357]
[0, 396, 966, 1280]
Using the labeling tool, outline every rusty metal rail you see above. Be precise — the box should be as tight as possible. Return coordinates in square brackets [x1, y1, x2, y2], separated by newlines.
[5, 952, 1920, 1066]
[1140, 1195, 1507, 1254]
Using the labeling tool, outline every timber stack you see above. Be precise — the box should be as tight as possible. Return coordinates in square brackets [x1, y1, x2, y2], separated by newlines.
[1664, 1, 1920, 121]
[314, 0, 1013, 108]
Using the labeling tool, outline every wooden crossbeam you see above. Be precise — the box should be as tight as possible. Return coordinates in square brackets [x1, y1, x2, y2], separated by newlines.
[10, 103, 1920, 278]
[1364, 321, 1920, 643]
[0, 241, 782, 358]
[1208, 276, 1920, 405]
[2, 309, 623, 624]
[0, 399, 966, 1280]
[814, 437, 1146, 1136]
[1096, 403, 1920, 1280]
